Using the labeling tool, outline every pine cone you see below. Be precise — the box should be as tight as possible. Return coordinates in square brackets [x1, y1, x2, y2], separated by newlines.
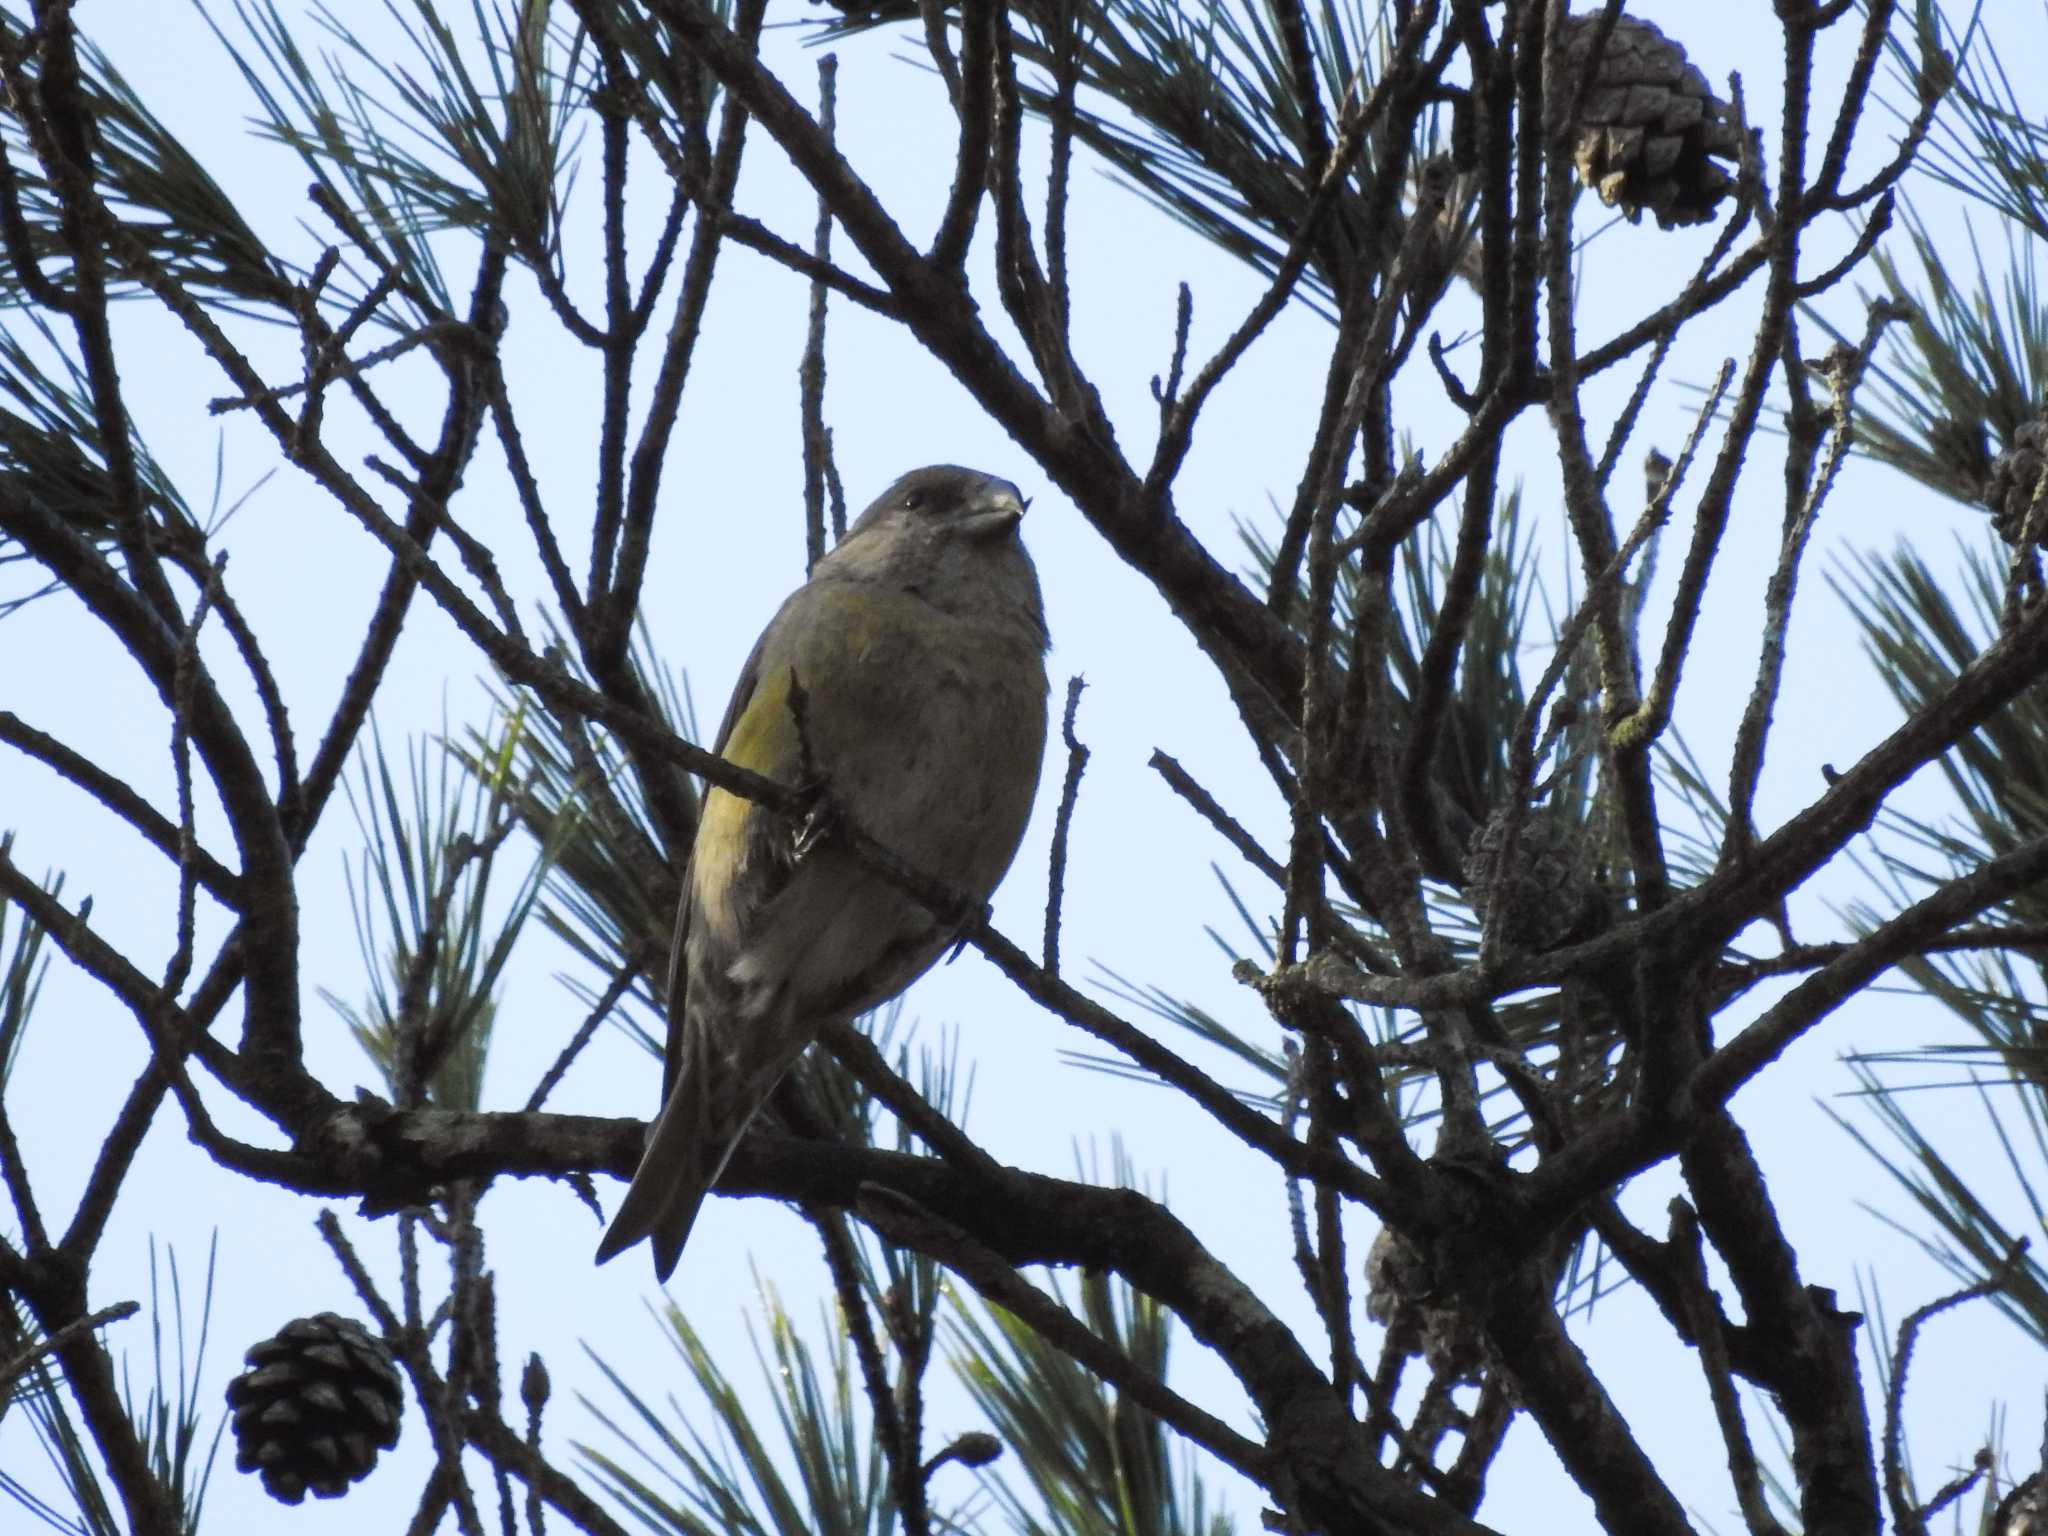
[1465, 807, 1605, 951]
[1986, 418, 2048, 545]
[226, 1313, 403, 1504]
[1561, 15, 1739, 229]
[1365, 1227, 1486, 1384]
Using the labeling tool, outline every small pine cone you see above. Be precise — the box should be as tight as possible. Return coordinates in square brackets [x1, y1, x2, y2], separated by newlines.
[1465, 808, 1604, 951]
[1986, 418, 2048, 545]
[1561, 15, 1739, 229]
[226, 1313, 403, 1505]
[1364, 1228, 1486, 1384]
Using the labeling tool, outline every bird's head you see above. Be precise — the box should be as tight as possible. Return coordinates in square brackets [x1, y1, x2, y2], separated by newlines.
[825, 465, 1044, 642]
[847, 464, 1029, 544]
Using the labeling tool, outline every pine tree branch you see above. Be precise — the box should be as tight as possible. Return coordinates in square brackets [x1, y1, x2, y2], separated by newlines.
[1882, 1244, 2028, 1536]
[0, 710, 241, 902]
[11, 1254, 179, 1536]
[193, 1101, 1497, 1534]
[858, 1184, 1270, 1481]
[1668, 1201, 1789, 1536]
[1481, 1268, 1696, 1536]
[626, 0, 1311, 733]
[464, 1407, 633, 1536]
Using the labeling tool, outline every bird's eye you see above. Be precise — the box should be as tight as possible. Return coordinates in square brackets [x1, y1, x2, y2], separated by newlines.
[902, 489, 926, 512]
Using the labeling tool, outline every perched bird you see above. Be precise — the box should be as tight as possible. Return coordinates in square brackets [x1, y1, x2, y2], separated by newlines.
[597, 465, 1050, 1278]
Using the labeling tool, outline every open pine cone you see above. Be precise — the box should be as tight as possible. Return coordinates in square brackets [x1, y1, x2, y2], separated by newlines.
[1365, 1227, 1487, 1384]
[226, 1313, 403, 1504]
[1986, 418, 2048, 545]
[1561, 14, 1740, 229]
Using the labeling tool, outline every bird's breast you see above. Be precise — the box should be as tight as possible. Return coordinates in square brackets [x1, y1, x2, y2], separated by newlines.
[800, 591, 1048, 885]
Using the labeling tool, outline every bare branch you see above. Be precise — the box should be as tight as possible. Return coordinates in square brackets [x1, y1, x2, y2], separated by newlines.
[1041, 675, 1089, 975]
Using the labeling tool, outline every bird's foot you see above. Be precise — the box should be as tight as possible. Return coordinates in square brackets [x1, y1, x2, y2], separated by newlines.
[792, 783, 843, 862]
[943, 897, 995, 962]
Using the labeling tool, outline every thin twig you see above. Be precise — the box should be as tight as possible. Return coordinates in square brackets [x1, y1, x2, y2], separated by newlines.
[919, 0, 961, 100]
[1443, 1373, 1517, 1514]
[1669, 1200, 1788, 1536]
[813, 1213, 927, 1536]
[1150, 283, 1193, 427]
[484, 363, 583, 629]
[1724, 300, 1911, 861]
[164, 554, 225, 998]
[332, 1196, 487, 1536]
[1698, 830, 2048, 1112]
[601, 0, 765, 668]
[1883, 1240, 2029, 1536]
[985, 929, 1395, 1211]
[0, 132, 71, 311]
[1917, 1454, 1993, 1528]
[520, 1354, 549, 1536]
[168, 558, 300, 820]
[0, 1071, 47, 1254]
[6, 5, 180, 631]
[0, 711, 240, 901]
[1144, 48, 1406, 506]
[819, 1023, 1002, 1182]
[0, 1299, 136, 1402]
[1042, 676, 1088, 975]
[1592, 208, 1747, 488]
[524, 952, 646, 1112]
[928, 0, 994, 271]
[1309, 1045, 1355, 1406]
[856, 1184, 1271, 1482]
[1716, 922, 2048, 994]
[316, 1209, 404, 1338]
[1486, 365, 1731, 964]
[801, 56, 839, 575]
[293, 265, 407, 450]
[462, 1408, 632, 1536]
[1148, 749, 1283, 882]
[364, 453, 527, 649]
[209, 315, 440, 417]
[1043, 0, 1080, 335]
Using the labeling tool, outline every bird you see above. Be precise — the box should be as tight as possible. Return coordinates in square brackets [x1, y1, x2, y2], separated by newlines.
[597, 465, 1050, 1278]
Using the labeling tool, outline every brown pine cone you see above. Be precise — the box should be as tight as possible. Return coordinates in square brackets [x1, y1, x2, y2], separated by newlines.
[1987, 418, 2048, 545]
[1365, 1227, 1487, 1384]
[225, 1313, 403, 1504]
[1561, 15, 1740, 229]
[1465, 806, 1607, 951]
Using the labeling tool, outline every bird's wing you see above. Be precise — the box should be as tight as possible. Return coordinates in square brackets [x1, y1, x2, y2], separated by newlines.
[661, 608, 807, 1097]
[656, 630, 756, 1103]
[602, 606, 819, 1275]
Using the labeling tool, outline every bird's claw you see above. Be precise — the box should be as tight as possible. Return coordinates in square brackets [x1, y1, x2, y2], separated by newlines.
[943, 898, 995, 963]
[792, 785, 841, 862]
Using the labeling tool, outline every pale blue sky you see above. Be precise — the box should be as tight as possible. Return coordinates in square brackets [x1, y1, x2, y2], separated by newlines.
[1, 3, 2040, 1532]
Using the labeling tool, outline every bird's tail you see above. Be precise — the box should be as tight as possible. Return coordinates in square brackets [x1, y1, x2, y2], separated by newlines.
[596, 985, 809, 1280]
[595, 1071, 741, 1279]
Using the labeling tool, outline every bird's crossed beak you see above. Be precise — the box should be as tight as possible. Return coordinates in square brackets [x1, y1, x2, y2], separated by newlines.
[958, 479, 1029, 541]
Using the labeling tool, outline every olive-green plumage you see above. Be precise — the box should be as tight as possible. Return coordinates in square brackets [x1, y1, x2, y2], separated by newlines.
[596, 466, 1050, 1278]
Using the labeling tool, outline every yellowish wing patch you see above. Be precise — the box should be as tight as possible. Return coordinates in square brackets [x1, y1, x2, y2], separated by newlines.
[688, 587, 932, 939]
[690, 787, 752, 939]
[690, 665, 800, 940]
